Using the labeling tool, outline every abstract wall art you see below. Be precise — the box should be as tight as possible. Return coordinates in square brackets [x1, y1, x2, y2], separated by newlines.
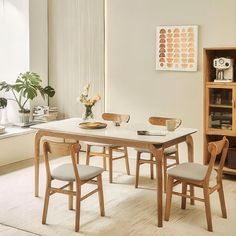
[156, 25, 198, 71]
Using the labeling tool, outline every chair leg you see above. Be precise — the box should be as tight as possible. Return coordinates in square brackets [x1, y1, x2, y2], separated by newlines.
[181, 182, 187, 209]
[108, 147, 113, 183]
[68, 182, 73, 210]
[86, 145, 91, 165]
[135, 151, 141, 188]
[77, 151, 80, 164]
[190, 185, 195, 205]
[218, 182, 227, 218]
[163, 155, 168, 193]
[124, 147, 130, 175]
[203, 186, 213, 232]
[175, 148, 180, 165]
[164, 176, 174, 221]
[102, 147, 107, 170]
[42, 182, 51, 224]
[97, 174, 105, 216]
[75, 186, 81, 232]
[150, 154, 154, 180]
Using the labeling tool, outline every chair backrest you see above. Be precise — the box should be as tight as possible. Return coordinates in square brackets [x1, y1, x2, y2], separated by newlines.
[43, 141, 81, 182]
[149, 116, 177, 126]
[102, 112, 130, 123]
[206, 136, 229, 182]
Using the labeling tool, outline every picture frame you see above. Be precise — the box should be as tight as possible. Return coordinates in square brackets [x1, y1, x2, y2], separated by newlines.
[156, 25, 198, 72]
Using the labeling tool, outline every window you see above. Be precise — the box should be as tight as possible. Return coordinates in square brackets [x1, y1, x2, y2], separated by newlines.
[0, 0, 29, 122]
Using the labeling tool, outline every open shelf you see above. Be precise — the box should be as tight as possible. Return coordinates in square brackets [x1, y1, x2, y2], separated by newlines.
[209, 104, 232, 108]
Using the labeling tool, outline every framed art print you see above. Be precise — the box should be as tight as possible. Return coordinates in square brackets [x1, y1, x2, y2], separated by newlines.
[156, 25, 198, 71]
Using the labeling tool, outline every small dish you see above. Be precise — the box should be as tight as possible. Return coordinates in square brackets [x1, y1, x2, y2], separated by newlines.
[79, 122, 107, 129]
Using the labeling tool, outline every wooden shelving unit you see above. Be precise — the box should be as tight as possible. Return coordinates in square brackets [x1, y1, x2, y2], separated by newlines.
[204, 47, 236, 175]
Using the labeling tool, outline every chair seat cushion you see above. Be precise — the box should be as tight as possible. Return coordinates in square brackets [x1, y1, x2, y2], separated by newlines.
[167, 162, 217, 181]
[51, 163, 104, 182]
[135, 146, 177, 155]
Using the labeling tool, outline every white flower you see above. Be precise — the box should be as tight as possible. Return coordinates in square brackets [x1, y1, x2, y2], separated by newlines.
[77, 84, 101, 107]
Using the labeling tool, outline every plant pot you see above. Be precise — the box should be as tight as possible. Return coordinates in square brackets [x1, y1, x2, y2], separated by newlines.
[19, 111, 30, 123]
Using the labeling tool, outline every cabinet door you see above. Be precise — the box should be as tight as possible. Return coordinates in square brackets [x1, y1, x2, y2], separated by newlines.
[206, 85, 235, 135]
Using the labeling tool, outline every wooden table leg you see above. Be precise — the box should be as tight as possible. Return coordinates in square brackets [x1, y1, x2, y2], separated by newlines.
[150, 145, 164, 227]
[34, 131, 42, 197]
[186, 135, 194, 205]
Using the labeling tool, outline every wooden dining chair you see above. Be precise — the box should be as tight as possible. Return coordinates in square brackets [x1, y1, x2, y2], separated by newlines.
[86, 112, 130, 183]
[135, 116, 180, 192]
[165, 136, 229, 232]
[42, 141, 105, 232]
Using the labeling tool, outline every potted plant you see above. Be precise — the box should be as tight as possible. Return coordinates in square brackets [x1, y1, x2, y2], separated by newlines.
[0, 71, 55, 123]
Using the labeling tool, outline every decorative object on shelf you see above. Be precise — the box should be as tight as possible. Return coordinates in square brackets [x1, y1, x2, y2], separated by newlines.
[77, 84, 101, 120]
[0, 125, 5, 134]
[33, 106, 58, 122]
[156, 25, 198, 71]
[213, 57, 234, 82]
[0, 108, 9, 125]
[0, 71, 55, 123]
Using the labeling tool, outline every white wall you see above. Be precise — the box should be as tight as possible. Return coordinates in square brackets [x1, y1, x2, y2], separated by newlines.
[105, 0, 236, 162]
[0, 133, 35, 166]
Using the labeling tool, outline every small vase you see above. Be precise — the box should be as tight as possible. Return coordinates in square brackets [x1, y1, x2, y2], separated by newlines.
[0, 108, 9, 125]
[83, 105, 94, 120]
[19, 110, 30, 123]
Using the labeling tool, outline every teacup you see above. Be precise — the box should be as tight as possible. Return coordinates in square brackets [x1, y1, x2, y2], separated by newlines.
[166, 119, 182, 131]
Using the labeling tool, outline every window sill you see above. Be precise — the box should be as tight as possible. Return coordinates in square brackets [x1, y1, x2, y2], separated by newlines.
[0, 126, 36, 140]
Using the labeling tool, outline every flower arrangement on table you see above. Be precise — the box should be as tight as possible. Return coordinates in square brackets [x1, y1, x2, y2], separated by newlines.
[77, 84, 101, 120]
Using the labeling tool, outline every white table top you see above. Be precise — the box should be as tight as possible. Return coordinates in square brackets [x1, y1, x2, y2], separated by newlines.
[32, 118, 197, 146]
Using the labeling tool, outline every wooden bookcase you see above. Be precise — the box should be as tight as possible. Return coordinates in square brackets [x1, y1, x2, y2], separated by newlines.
[204, 47, 236, 175]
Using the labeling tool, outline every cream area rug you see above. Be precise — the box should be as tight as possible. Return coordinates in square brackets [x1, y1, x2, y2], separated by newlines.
[0, 154, 236, 236]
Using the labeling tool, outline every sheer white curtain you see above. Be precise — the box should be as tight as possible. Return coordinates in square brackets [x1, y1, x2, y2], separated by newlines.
[0, 0, 29, 123]
[48, 0, 105, 119]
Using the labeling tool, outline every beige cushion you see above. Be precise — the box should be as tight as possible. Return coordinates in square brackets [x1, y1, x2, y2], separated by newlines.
[167, 162, 217, 181]
[51, 163, 104, 182]
[135, 146, 177, 155]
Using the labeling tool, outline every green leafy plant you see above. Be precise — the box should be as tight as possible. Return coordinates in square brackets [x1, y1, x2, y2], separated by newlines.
[0, 71, 55, 112]
[0, 97, 7, 109]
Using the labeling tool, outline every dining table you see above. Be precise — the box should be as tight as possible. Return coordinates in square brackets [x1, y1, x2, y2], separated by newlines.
[32, 117, 197, 227]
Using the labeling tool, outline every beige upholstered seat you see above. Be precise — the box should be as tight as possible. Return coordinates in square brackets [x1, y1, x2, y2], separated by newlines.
[42, 141, 105, 232]
[86, 112, 130, 183]
[135, 116, 180, 192]
[165, 137, 229, 232]
[52, 164, 104, 182]
[167, 162, 217, 181]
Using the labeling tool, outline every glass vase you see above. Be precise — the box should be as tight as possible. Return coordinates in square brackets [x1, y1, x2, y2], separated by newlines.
[83, 105, 94, 120]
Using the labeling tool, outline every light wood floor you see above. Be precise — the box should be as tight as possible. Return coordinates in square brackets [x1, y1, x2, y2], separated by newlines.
[0, 153, 236, 236]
